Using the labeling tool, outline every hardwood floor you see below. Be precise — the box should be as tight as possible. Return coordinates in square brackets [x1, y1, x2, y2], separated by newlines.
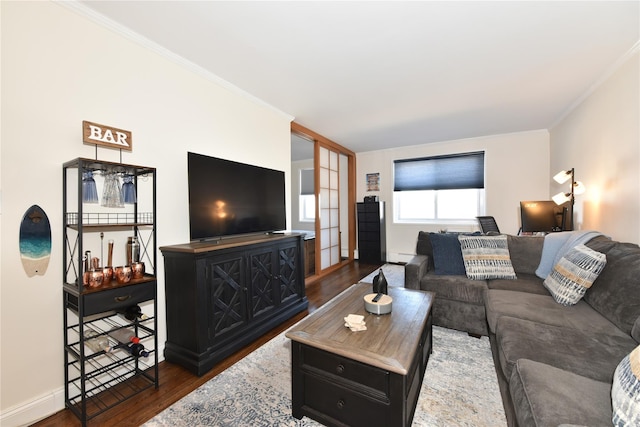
[32, 261, 381, 427]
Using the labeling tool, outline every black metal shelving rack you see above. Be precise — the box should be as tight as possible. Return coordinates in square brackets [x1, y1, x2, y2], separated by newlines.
[62, 158, 158, 426]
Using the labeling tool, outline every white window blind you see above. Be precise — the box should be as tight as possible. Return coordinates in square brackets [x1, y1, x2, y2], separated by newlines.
[300, 169, 314, 195]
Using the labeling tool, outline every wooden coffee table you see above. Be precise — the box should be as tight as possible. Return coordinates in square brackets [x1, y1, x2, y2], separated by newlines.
[286, 282, 434, 427]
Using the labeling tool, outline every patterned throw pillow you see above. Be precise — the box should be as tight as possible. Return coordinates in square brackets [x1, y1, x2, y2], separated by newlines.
[612, 345, 640, 426]
[458, 235, 517, 280]
[543, 244, 606, 306]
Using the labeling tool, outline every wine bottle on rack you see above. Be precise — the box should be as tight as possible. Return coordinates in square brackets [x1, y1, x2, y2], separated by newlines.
[123, 342, 150, 358]
[108, 327, 150, 358]
[118, 305, 149, 322]
[108, 327, 138, 345]
[83, 327, 111, 353]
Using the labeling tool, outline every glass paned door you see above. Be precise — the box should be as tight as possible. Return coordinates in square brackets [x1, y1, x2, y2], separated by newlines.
[319, 146, 341, 270]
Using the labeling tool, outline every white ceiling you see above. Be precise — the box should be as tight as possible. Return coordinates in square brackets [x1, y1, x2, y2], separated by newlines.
[77, 1, 639, 158]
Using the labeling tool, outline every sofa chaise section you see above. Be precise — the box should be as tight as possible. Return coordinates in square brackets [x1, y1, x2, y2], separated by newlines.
[405, 230, 640, 426]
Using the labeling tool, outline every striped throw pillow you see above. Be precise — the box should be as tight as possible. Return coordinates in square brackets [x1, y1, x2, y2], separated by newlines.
[612, 345, 640, 426]
[458, 235, 516, 280]
[543, 244, 606, 306]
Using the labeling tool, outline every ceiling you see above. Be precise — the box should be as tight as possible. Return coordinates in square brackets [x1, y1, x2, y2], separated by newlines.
[77, 1, 639, 159]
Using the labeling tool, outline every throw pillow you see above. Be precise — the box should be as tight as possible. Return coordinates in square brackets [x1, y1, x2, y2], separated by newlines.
[612, 345, 640, 426]
[429, 232, 467, 275]
[458, 235, 517, 280]
[543, 244, 606, 306]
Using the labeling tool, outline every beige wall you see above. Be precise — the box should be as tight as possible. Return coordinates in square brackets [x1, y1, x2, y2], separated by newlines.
[550, 50, 639, 244]
[356, 130, 550, 262]
[1, 2, 292, 424]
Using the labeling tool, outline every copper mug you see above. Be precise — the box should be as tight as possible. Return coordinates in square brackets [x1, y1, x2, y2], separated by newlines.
[131, 262, 145, 279]
[102, 266, 114, 285]
[115, 266, 132, 284]
[87, 270, 104, 288]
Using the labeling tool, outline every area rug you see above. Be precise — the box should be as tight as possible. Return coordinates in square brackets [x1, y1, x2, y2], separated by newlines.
[360, 263, 405, 287]
[145, 325, 506, 426]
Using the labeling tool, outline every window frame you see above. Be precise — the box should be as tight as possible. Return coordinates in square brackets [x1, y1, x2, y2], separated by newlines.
[299, 194, 315, 223]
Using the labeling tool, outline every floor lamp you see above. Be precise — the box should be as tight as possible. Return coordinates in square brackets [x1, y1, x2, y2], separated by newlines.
[552, 168, 586, 231]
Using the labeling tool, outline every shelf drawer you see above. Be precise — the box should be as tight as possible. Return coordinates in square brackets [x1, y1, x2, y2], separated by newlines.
[303, 374, 388, 426]
[67, 281, 156, 316]
[358, 212, 381, 223]
[358, 231, 381, 241]
[301, 345, 389, 396]
[357, 222, 381, 232]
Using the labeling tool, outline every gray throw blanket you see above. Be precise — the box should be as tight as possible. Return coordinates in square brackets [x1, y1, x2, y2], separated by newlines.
[535, 230, 603, 278]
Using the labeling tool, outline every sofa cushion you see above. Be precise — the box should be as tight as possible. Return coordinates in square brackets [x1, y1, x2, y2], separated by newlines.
[583, 241, 640, 337]
[584, 234, 618, 254]
[495, 316, 636, 382]
[487, 273, 548, 295]
[633, 316, 640, 343]
[429, 232, 467, 275]
[485, 289, 629, 338]
[543, 244, 607, 306]
[419, 274, 487, 305]
[510, 359, 612, 427]
[459, 235, 517, 280]
[506, 234, 544, 276]
[430, 297, 488, 336]
[416, 231, 435, 259]
[612, 344, 640, 426]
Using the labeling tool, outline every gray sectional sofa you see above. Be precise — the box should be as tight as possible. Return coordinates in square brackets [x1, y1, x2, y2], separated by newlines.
[405, 231, 640, 426]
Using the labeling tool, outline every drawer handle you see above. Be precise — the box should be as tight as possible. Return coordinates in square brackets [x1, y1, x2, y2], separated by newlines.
[114, 295, 132, 303]
[337, 399, 345, 410]
[336, 364, 345, 375]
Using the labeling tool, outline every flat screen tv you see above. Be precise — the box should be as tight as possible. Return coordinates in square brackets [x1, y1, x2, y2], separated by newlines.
[520, 200, 567, 233]
[188, 152, 286, 241]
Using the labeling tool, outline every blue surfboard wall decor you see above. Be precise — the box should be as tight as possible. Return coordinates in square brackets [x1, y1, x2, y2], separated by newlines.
[19, 205, 52, 277]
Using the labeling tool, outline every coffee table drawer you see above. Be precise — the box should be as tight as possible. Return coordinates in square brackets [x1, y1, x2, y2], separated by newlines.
[303, 374, 389, 426]
[302, 345, 389, 396]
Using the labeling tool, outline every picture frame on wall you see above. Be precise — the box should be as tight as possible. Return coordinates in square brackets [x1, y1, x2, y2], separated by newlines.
[366, 173, 380, 191]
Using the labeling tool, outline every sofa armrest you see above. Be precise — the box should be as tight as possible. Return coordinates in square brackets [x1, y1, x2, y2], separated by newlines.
[405, 254, 430, 290]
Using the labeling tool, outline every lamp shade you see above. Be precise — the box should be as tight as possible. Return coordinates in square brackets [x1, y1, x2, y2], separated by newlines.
[573, 181, 586, 195]
[553, 170, 572, 184]
[553, 192, 571, 205]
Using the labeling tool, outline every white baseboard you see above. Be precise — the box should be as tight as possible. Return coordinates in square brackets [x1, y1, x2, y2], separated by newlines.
[0, 388, 65, 427]
[1, 346, 166, 426]
[386, 252, 414, 263]
[355, 251, 414, 264]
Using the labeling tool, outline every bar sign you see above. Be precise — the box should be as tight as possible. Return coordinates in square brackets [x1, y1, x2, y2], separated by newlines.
[83, 120, 133, 151]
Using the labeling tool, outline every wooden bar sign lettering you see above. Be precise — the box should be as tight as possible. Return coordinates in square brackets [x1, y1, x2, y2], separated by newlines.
[83, 120, 133, 151]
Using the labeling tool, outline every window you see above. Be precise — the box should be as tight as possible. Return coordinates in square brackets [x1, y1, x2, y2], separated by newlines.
[299, 169, 315, 222]
[393, 152, 485, 223]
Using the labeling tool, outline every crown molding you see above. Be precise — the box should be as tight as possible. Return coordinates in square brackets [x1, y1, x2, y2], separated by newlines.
[54, 0, 295, 122]
[551, 39, 640, 129]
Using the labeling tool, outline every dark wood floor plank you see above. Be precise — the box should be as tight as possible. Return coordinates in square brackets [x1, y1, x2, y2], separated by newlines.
[31, 261, 380, 427]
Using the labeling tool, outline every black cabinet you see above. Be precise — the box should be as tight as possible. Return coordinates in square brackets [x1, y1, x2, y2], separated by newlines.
[62, 158, 158, 426]
[160, 234, 308, 376]
[357, 202, 386, 264]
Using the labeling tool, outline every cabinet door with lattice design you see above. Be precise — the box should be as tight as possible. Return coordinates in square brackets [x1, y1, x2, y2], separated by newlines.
[277, 240, 302, 306]
[205, 252, 248, 342]
[248, 246, 278, 319]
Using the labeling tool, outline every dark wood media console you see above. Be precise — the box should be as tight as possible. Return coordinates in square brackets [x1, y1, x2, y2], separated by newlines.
[160, 233, 308, 376]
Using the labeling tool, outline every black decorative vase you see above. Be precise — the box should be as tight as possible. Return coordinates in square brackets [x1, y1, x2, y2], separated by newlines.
[372, 268, 388, 295]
